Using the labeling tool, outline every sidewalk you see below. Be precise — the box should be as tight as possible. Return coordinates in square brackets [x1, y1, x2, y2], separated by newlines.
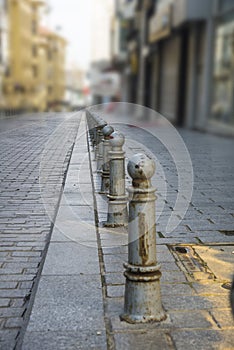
[21, 113, 234, 349]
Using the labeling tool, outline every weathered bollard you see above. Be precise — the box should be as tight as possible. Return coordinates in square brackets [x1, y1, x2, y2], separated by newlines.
[86, 111, 95, 147]
[121, 153, 166, 323]
[105, 131, 128, 227]
[95, 121, 107, 163]
[100, 125, 114, 193]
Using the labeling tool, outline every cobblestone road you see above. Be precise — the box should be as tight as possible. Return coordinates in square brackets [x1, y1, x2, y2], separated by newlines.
[112, 123, 234, 242]
[0, 112, 81, 349]
[90, 117, 234, 350]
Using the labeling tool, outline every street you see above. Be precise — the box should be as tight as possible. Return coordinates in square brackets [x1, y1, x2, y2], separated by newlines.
[0, 111, 234, 349]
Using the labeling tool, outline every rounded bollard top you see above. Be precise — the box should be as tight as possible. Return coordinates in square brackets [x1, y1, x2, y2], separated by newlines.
[98, 120, 107, 129]
[127, 153, 155, 181]
[102, 125, 114, 137]
[109, 131, 125, 148]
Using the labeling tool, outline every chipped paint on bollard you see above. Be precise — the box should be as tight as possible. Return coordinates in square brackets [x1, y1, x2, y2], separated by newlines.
[100, 125, 114, 193]
[121, 153, 166, 323]
[105, 131, 128, 227]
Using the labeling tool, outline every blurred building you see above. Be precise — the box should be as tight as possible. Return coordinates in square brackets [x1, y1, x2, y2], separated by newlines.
[112, 0, 234, 135]
[0, 0, 8, 110]
[65, 67, 88, 109]
[40, 27, 67, 111]
[89, 0, 118, 105]
[1, 0, 67, 113]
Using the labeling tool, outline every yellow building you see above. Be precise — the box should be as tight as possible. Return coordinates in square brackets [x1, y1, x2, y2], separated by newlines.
[40, 27, 67, 111]
[3, 0, 67, 112]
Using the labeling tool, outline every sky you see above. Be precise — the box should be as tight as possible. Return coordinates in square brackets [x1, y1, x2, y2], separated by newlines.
[46, 0, 114, 70]
[46, 0, 93, 70]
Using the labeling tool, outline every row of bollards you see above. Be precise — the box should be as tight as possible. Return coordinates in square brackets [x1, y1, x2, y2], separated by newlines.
[86, 110, 166, 323]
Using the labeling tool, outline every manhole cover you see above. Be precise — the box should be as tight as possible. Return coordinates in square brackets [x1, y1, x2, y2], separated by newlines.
[170, 245, 215, 280]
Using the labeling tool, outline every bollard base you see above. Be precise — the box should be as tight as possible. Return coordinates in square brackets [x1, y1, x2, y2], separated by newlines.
[105, 198, 128, 227]
[120, 311, 166, 324]
[121, 263, 166, 324]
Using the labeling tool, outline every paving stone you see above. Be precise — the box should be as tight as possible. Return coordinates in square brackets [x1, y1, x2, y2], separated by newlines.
[0, 289, 30, 298]
[12, 252, 41, 257]
[22, 331, 107, 350]
[5, 317, 23, 329]
[161, 283, 194, 295]
[0, 329, 19, 350]
[162, 295, 229, 311]
[171, 329, 234, 350]
[105, 272, 125, 285]
[107, 285, 124, 298]
[0, 282, 18, 289]
[0, 308, 24, 318]
[210, 309, 234, 328]
[169, 310, 214, 329]
[0, 274, 36, 282]
[105, 261, 124, 273]
[42, 242, 100, 275]
[106, 297, 124, 316]
[193, 245, 234, 281]
[26, 275, 105, 332]
[0, 299, 10, 307]
[161, 271, 187, 283]
[113, 330, 174, 350]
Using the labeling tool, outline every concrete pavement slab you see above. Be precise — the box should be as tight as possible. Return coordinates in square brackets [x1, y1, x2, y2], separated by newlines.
[22, 331, 107, 350]
[171, 330, 234, 350]
[113, 331, 174, 350]
[42, 242, 100, 275]
[25, 275, 105, 332]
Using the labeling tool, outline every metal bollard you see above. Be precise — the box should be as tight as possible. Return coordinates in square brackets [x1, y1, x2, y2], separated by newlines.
[95, 121, 107, 161]
[86, 111, 96, 148]
[105, 131, 128, 227]
[121, 153, 166, 323]
[100, 125, 114, 193]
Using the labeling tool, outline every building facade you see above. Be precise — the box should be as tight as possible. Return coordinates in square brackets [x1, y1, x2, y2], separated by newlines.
[0, 0, 8, 111]
[113, 0, 234, 135]
[1, 0, 67, 113]
[40, 27, 67, 111]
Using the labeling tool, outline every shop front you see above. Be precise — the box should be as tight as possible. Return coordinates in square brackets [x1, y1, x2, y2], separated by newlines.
[210, 9, 234, 132]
